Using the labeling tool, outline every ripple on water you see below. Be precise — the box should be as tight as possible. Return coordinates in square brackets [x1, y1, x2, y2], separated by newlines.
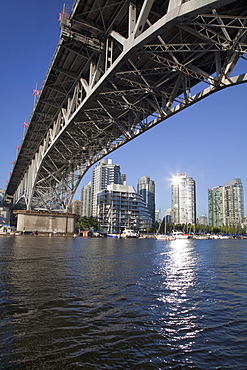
[1, 237, 247, 369]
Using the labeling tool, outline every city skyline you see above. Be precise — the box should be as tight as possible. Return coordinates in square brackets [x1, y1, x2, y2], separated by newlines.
[1, 1, 247, 218]
[79, 159, 246, 223]
[79, 158, 153, 231]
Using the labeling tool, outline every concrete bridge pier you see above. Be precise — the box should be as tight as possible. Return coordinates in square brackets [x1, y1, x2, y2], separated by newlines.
[13, 210, 78, 235]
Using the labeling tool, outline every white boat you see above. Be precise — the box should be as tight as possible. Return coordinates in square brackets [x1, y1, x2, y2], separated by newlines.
[155, 234, 175, 241]
[0, 225, 16, 235]
[121, 229, 139, 238]
[210, 234, 230, 240]
[219, 235, 230, 239]
[193, 234, 210, 240]
[172, 231, 190, 239]
[210, 234, 220, 239]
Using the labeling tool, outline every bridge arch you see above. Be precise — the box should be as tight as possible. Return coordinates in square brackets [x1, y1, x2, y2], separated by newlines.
[4, 0, 247, 211]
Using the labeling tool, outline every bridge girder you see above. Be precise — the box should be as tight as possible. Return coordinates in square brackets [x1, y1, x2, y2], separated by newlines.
[5, 0, 247, 211]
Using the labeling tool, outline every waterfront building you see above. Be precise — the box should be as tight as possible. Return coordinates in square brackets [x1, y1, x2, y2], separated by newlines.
[208, 178, 244, 228]
[171, 174, 196, 225]
[137, 176, 155, 221]
[81, 182, 92, 217]
[223, 179, 244, 228]
[91, 159, 124, 217]
[208, 186, 224, 227]
[97, 184, 153, 232]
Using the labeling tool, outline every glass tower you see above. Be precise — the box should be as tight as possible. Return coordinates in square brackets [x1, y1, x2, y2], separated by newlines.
[171, 173, 196, 225]
[137, 176, 155, 221]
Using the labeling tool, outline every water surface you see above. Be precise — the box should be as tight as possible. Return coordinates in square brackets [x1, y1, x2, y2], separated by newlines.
[1, 236, 247, 368]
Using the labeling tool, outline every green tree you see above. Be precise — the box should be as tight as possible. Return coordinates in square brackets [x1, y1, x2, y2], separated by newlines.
[76, 216, 98, 231]
[212, 227, 221, 234]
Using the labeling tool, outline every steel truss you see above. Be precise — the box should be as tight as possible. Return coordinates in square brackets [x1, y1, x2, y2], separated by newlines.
[5, 0, 247, 211]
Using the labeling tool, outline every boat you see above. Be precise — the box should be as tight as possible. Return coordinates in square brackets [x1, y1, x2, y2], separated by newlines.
[93, 231, 107, 238]
[155, 234, 175, 241]
[193, 234, 210, 240]
[219, 235, 230, 239]
[107, 232, 121, 238]
[210, 234, 230, 239]
[0, 225, 16, 235]
[172, 231, 190, 239]
[210, 234, 220, 239]
[121, 229, 139, 238]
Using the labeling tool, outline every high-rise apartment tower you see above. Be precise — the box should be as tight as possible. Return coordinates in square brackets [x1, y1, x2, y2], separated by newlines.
[80, 182, 92, 217]
[91, 159, 124, 217]
[208, 178, 244, 228]
[171, 173, 196, 225]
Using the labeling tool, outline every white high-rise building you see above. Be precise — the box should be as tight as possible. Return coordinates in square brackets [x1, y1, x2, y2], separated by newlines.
[91, 159, 124, 217]
[81, 182, 92, 217]
[171, 173, 196, 225]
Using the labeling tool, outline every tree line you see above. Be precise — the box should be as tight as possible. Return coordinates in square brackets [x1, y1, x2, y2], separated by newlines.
[76, 216, 246, 235]
[156, 220, 246, 235]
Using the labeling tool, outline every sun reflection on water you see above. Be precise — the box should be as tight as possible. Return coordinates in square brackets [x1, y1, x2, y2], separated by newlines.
[165, 239, 196, 294]
[154, 239, 201, 351]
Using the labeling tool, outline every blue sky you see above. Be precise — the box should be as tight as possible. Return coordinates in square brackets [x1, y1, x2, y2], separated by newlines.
[1, 1, 247, 218]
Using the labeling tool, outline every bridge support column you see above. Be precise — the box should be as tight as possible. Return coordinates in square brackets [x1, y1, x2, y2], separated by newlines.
[13, 210, 78, 235]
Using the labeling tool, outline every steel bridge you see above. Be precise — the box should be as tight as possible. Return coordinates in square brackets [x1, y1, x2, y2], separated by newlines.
[4, 0, 247, 212]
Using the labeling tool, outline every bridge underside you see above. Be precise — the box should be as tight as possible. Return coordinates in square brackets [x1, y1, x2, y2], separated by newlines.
[5, 0, 247, 211]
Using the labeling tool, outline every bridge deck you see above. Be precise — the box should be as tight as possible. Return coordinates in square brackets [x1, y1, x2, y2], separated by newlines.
[5, 0, 247, 210]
